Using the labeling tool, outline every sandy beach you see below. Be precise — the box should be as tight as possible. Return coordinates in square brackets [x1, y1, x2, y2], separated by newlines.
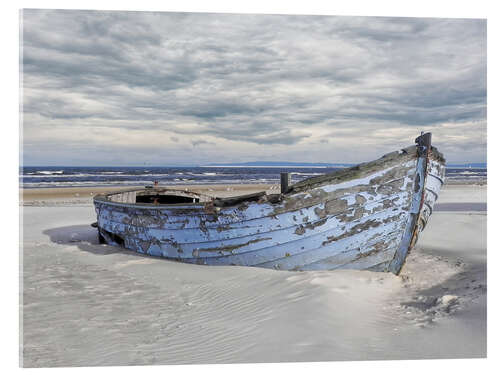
[20, 183, 486, 367]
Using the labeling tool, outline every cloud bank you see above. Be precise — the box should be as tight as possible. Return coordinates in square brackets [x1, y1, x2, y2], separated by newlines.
[21, 10, 486, 165]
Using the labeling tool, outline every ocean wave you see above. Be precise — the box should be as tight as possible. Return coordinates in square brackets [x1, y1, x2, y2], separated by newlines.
[30, 170, 64, 175]
[452, 171, 482, 175]
[293, 172, 323, 176]
[21, 173, 171, 179]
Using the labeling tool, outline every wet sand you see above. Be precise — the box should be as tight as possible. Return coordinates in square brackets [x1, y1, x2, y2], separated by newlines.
[20, 184, 486, 367]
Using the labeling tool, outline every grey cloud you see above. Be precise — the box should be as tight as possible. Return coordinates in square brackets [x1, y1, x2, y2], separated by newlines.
[191, 139, 214, 147]
[21, 10, 486, 165]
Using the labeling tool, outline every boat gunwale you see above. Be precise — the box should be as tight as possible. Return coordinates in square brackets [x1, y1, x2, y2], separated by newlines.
[289, 145, 443, 194]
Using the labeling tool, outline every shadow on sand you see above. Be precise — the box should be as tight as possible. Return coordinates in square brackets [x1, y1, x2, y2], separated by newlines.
[43, 224, 156, 260]
[401, 264, 486, 308]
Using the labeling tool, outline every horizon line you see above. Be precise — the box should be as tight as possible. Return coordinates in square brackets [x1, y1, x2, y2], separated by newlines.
[20, 162, 488, 168]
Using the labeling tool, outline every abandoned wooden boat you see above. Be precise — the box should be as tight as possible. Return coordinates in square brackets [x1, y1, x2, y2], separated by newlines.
[93, 132, 445, 274]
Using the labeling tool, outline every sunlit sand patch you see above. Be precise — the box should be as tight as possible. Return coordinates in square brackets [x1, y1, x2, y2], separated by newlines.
[113, 258, 159, 269]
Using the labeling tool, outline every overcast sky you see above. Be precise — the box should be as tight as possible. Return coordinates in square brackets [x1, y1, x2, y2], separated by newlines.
[21, 10, 486, 166]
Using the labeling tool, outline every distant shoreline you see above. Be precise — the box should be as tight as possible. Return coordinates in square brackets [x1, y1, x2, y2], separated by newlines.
[198, 165, 345, 168]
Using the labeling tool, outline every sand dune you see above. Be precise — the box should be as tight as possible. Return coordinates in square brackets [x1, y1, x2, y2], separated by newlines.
[20, 184, 486, 366]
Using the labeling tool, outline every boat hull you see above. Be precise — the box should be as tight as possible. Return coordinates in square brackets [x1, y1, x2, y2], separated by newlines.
[93, 136, 445, 274]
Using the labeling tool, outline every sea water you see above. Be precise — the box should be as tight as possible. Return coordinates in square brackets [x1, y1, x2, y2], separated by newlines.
[20, 165, 487, 188]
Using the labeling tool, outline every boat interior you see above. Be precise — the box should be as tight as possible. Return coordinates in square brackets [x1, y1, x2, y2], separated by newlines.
[104, 188, 213, 205]
[99, 187, 282, 207]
